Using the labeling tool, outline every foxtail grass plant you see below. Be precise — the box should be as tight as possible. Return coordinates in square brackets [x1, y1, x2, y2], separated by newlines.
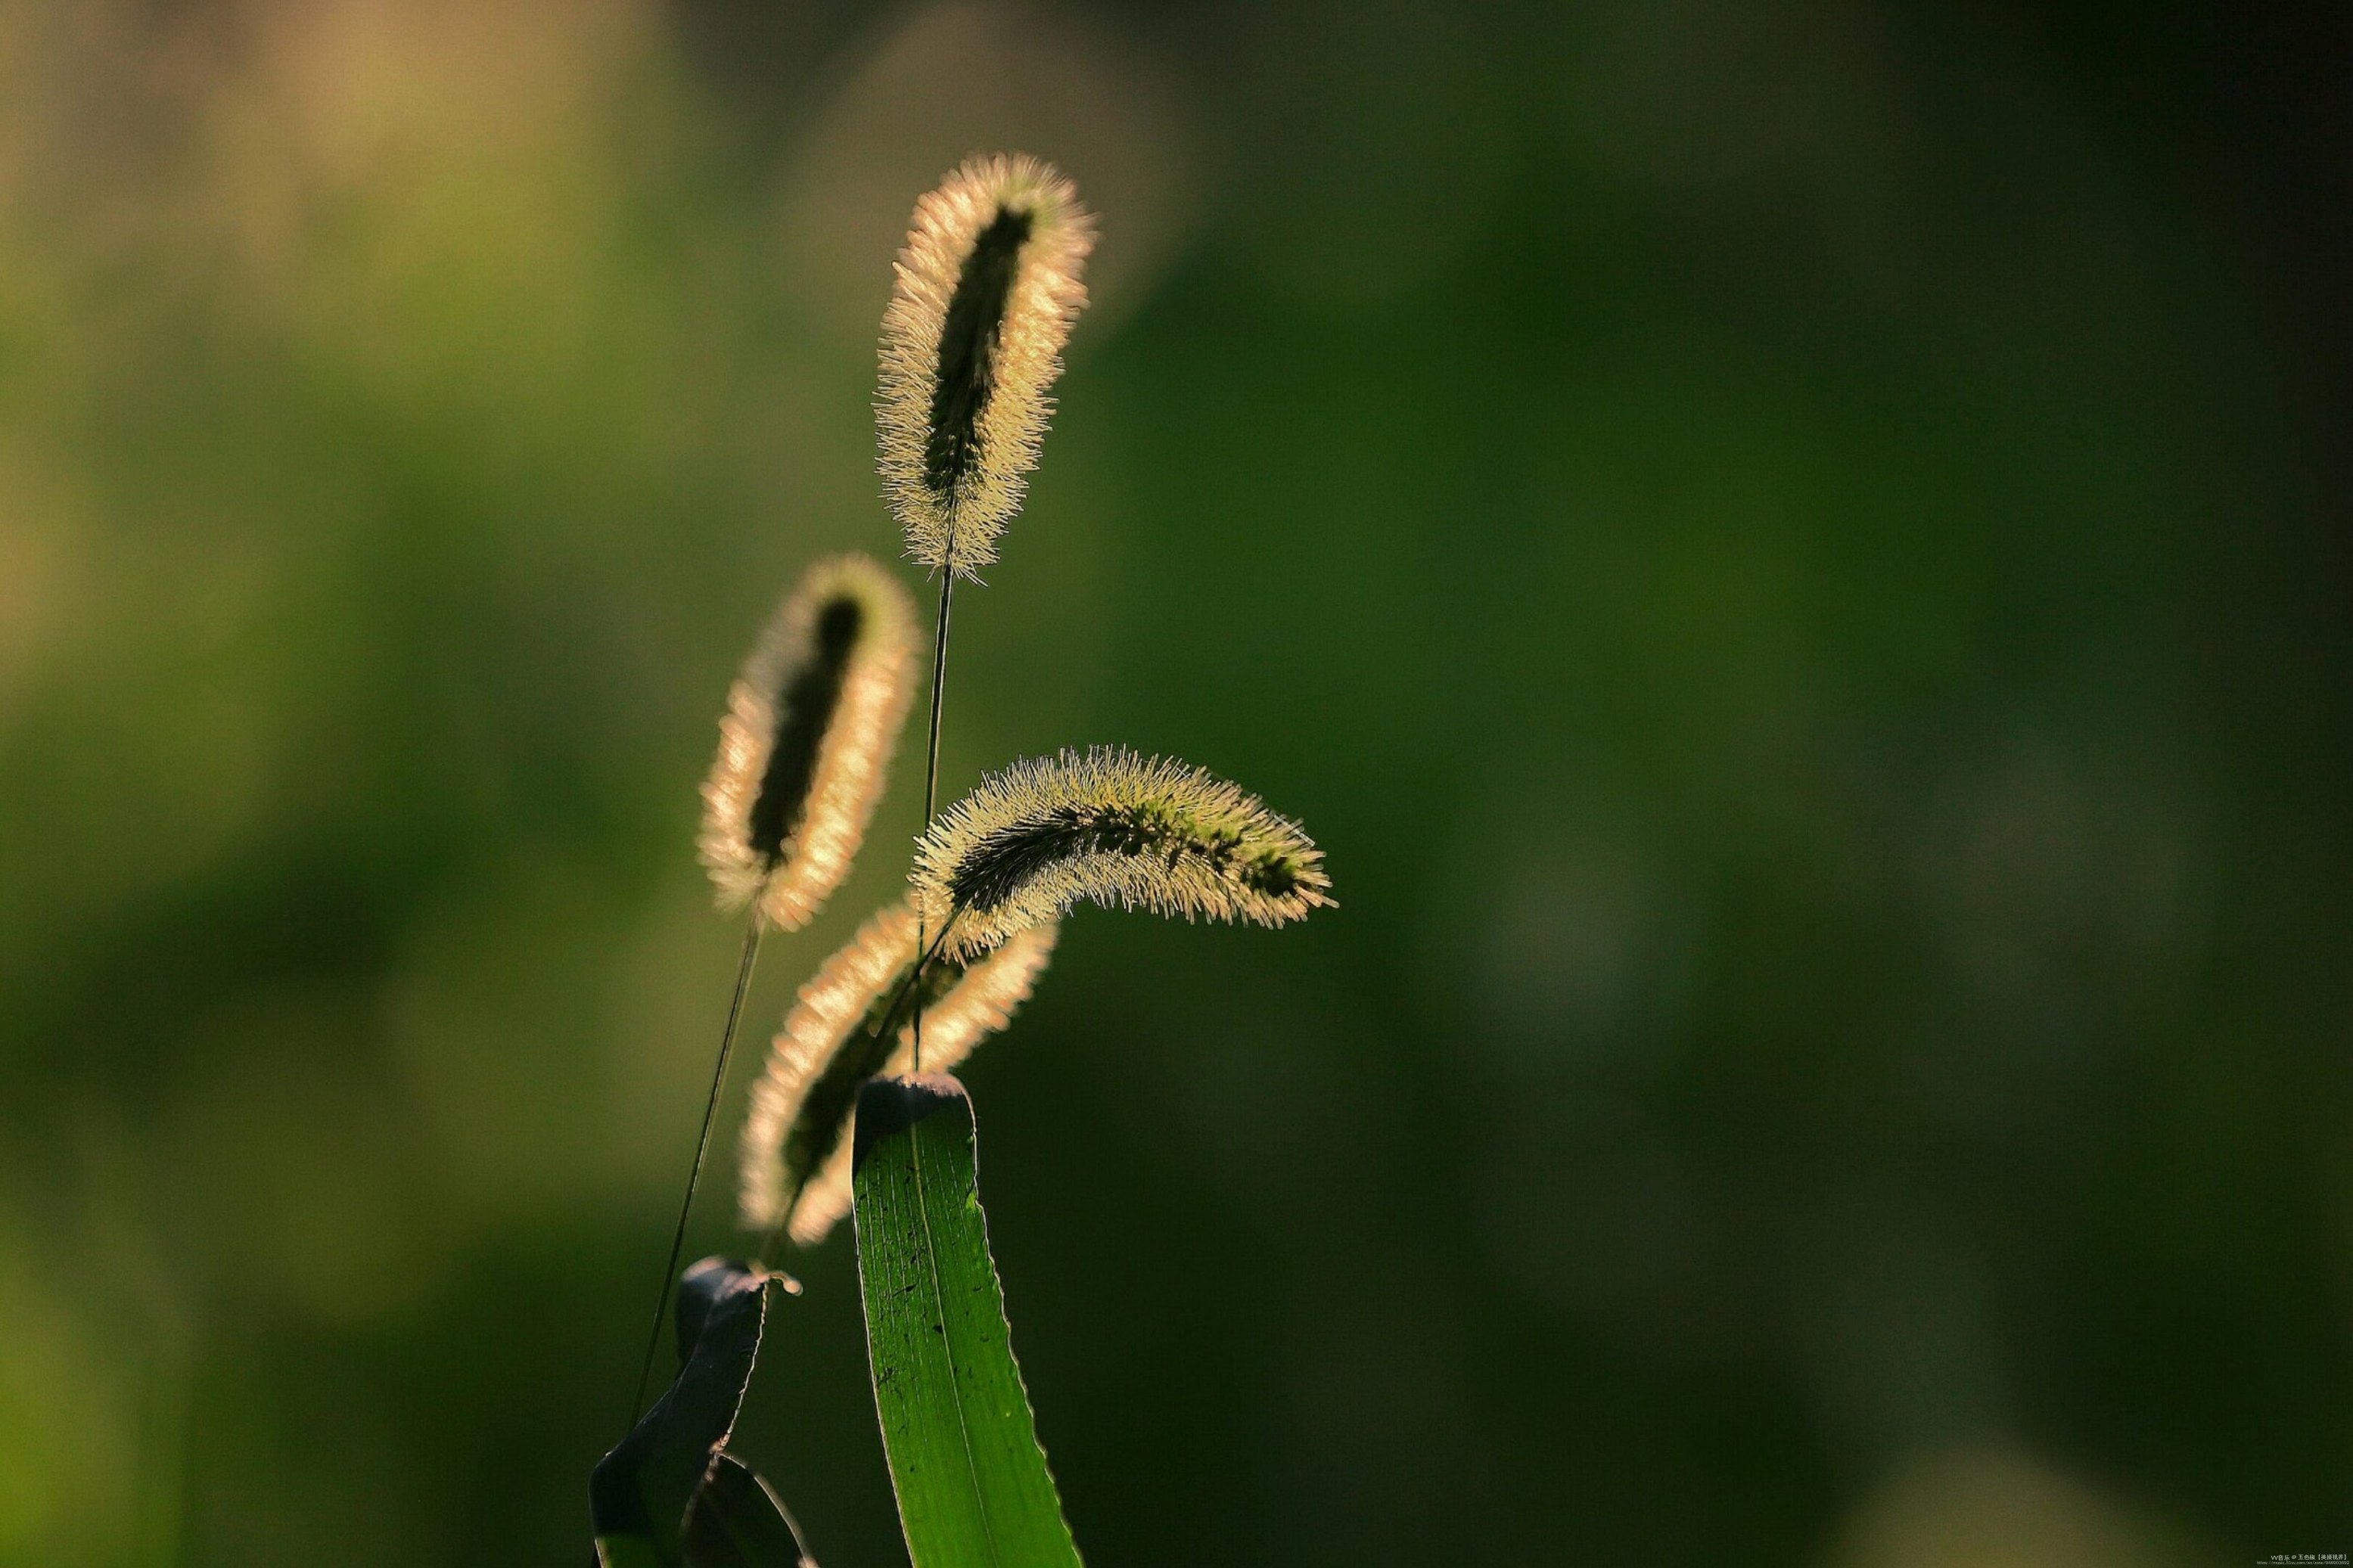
[878, 154, 1094, 582]
[912, 745, 1333, 959]
[700, 554, 919, 933]
[595, 155, 1329, 1568]
[881, 154, 1093, 1077]
[738, 902, 1057, 1250]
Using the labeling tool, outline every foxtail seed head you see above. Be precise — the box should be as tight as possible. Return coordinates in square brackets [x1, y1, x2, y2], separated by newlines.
[878, 154, 1093, 580]
[912, 746, 1332, 959]
[698, 554, 918, 930]
[737, 900, 1058, 1245]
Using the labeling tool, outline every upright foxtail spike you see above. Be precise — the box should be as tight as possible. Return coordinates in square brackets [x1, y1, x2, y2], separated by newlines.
[878, 154, 1094, 580]
[910, 746, 1334, 959]
[699, 554, 919, 930]
[738, 900, 1058, 1247]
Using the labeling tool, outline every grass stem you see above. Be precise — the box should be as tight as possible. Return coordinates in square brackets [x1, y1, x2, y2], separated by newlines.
[912, 572, 955, 1073]
[626, 918, 763, 1427]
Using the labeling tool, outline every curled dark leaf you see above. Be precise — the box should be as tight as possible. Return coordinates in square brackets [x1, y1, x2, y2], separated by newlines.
[592, 1259, 777, 1565]
[683, 1455, 819, 1568]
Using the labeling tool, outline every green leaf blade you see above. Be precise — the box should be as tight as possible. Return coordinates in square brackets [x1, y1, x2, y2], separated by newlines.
[853, 1074, 1083, 1568]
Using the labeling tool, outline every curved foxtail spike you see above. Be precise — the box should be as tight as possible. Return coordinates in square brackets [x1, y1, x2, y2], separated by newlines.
[738, 900, 1058, 1245]
[878, 154, 1094, 580]
[910, 746, 1334, 959]
[699, 554, 919, 930]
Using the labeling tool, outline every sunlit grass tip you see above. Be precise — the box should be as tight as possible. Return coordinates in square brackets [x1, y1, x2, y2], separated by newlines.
[738, 899, 1058, 1245]
[698, 554, 919, 931]
[878, 153, 1095, 581]
[911, 745, 1333, 959]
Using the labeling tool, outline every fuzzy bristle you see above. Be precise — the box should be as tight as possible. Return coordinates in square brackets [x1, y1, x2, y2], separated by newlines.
[736, 901, 1058, 1244]
[698, 554, 918, 930]
[878, 154, 1093, 580]
[911, 746, 1333, 958]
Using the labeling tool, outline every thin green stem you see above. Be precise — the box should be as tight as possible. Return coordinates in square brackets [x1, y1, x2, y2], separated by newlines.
[913, 571, 955, 1072]
[626, 918, 763, 1428]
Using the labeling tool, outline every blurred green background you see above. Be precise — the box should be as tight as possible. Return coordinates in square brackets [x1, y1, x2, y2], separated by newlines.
[2, 0, 2349, 1561]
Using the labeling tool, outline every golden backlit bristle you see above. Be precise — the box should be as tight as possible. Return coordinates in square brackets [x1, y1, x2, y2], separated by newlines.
[912, 746, 1333, 959]
[878, 154, 1094, 580]
[698, 554, 918, 930]
[737, 900, 1058, 1244]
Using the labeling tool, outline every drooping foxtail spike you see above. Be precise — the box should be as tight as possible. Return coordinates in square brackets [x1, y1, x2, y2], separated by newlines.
[878, 154, 1094, 580]
[737, 900, 1058, 1244]
[698, 554, 918, 930]
[910, 746, 1333, 959]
